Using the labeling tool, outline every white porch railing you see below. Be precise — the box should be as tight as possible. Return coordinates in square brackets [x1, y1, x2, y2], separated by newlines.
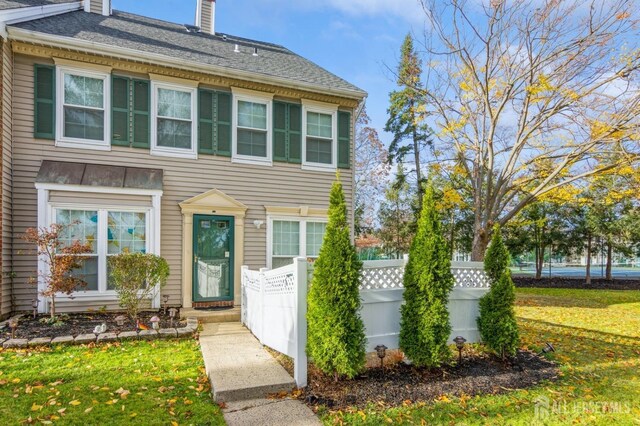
[241, 257, 489, 388]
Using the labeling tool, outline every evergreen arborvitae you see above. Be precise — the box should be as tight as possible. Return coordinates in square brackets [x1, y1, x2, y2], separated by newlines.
[307, 177, 366, 380]
[478, 225, 519, 359]
[399, 184, 454, 367]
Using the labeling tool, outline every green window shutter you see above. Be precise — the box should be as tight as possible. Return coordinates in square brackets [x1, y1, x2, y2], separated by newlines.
[132, 79, 150, 149]
[34, 64, 55, 140]
[198, 89, 215, 155]
[216, 92, 232, 156]
[273, 101, 287, 162]
[337, 110, 351, 169]
[288, 103, 302, 164]
[111, 76, 130, 146]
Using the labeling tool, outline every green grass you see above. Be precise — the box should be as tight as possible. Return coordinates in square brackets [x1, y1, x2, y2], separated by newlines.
[325, 288, 640, 425]
[0, 339, 225, 425]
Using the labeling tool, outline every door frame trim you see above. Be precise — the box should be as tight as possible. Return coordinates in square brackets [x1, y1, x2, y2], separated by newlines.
[192, 214, 235, 303]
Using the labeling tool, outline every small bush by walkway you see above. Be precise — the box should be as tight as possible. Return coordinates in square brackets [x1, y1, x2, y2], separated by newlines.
[0, 339, 224, 425]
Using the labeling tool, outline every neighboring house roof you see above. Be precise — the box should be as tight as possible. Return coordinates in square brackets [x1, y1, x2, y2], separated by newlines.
[36, 160, 164, 190]
[10, 10, 366, 98]
[0, 0, 74, 10]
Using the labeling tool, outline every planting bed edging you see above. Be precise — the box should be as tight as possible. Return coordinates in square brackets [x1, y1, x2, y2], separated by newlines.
[1, 317, 199, 349]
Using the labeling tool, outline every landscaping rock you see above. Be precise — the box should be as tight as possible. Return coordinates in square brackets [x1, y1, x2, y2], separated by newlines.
[3, 339, 28, 349]
[51, 336, 74, 345]
[176, 327, 195, 337]
[75, 334, 97, 344]
[97, 332, 118, 343]
[28, 337, 52, 347]
[138, 329, 158, 340]
[186, 317, 199, 327]
[118, 331, 138, 340]
[0, 338, 6, 346]
[158, 328, 177, 338]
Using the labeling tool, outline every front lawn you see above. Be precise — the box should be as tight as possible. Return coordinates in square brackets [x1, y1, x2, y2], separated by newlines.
[325, 288, 640, 425]
[0, 339, 224, 425]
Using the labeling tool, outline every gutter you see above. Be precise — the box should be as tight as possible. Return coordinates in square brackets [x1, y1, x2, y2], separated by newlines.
[7, 26, 368, 101]
[0, 2, 83, 39]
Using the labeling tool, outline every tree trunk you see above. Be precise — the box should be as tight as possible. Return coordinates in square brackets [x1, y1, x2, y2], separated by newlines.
[50, 297, 55, 320]
[585, 235, 592, 285]
[411, 102, 423, 211]
[535, 246, 544, 280]
[605, 241, 613, 281]
[471, 227, 490, 261]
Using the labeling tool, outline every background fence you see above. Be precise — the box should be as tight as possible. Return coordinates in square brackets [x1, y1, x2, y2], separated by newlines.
[241, 257, 489, 387]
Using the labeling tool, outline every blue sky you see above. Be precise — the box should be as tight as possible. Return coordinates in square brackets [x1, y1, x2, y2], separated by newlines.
[112, 0, 426, 145]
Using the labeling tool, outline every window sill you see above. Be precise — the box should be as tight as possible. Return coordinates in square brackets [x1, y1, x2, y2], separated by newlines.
[150, 148, 197, 160]
[56, 139, 111, 151]
[232, 156, 273, 167]
[55, 291, 118, 301]
[301, 163, 336, 173]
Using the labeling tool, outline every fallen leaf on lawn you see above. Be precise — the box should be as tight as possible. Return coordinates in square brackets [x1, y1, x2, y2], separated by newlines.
[69, 400, 81, 406]
[30, 403, 43, 411]
[84, 407, 93, 414]
[11, 378, 21, 384]
[171, 422, 178, 426]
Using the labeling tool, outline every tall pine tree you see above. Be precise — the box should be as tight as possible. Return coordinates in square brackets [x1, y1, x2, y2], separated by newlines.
[307, 176, 366, 380]
[399, 183, 454, 367]
[478, 225, 519, 359]
[385, 33, 432, 210]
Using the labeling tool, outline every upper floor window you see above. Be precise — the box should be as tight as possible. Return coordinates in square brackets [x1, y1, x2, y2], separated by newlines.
[56, 67, 110, 150]
[302, 100, 338, 171]
[151, 82, 197, 159]
[232, 89, 273, 165]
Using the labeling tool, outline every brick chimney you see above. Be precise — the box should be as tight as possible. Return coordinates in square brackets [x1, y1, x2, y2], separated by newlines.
[85, 0, 111, 16]
[195, 0, 216, 35]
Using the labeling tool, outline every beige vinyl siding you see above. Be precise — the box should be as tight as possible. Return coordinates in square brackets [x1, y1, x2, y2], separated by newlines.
[1, 41, 13, 318]
[11, 55, 354, 311]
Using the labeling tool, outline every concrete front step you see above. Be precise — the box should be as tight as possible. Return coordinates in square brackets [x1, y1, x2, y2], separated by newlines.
[180, 307, 241, 323]
[199, 323, 295, 403]
[223, 398, 320, 426]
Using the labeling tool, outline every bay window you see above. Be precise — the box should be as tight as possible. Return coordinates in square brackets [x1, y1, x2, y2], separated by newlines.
[55, 208, 149, 294]
[56, 67, 110, 150]
[269, 218, 327, 269]
[151, 82, 197, 158]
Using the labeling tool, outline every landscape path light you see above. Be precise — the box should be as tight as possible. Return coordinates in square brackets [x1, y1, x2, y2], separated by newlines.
[168, 308, 178, 327]
[9, 318, 18, 339]
[375, 344, 388, 369]
[31, 298, 39, 319]
[162, 294, 170, 315]
[115, 315, 126, 327]
[453, 336, 467, 365]
[539, 342, 555, 355]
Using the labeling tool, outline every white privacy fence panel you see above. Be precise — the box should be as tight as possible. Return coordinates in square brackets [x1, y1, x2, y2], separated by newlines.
[241, 258, 489, 387]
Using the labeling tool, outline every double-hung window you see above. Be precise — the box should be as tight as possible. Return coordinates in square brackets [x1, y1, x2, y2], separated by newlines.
[232, 89, 273, 165]
[302, 100, 337, 170]
[269, 218, 327, 269]
[56, 67, 110, 150]
[151, 82, 197, 158]
[55, 207, 149, 295]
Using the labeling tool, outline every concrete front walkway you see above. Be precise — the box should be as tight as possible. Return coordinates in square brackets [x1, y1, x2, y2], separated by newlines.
[199, 322, 320, 425]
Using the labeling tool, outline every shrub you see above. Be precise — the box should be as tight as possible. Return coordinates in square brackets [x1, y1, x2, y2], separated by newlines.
[307, 176, 367, 380]
[108, 252, 170, 321]
[399, 184, 454, 368]
[477, 225, 519, 359]
[23, 224, 93, 320]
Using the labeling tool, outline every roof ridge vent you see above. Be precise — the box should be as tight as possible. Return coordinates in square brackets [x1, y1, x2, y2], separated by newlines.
[234, 44, 240, 53]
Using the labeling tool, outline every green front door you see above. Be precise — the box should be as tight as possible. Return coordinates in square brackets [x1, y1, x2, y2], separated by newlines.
[193, 215, 234, 302]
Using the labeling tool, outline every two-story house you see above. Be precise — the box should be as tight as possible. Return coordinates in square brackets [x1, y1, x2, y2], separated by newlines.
[0, 0, 366, 318]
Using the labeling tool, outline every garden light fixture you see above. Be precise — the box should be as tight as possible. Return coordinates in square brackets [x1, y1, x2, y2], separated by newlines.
[150, 315, 160, 330]
[162, 294, 169, 314]
[31, 298, 39, 319]
[539, 342, 555, 355]
[8, 318, 18, 339]
[375, 344, 388, 369]
[115, 315, 126, 327]
[168, 308, 178, 327]
[453, 336, 467, 364]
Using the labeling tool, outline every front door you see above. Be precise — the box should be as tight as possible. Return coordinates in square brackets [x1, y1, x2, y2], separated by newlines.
[193, 215, 234, 302]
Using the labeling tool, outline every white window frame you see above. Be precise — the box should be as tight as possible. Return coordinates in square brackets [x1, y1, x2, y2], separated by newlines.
[55, 66, 111, 151]
[50, 205, 152, 297]
[266, 215, 328, 269]
[302, 99, 338, 172]
[231, 88, 274, 166]
[150, 81, 198, 159]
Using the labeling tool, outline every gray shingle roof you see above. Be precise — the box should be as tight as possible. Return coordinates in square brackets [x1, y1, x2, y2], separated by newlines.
[0, 0, 74, 10]
[11, 10, 365, 97]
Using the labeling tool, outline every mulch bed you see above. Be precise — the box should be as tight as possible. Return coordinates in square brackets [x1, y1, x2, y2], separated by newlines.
[1, 310, 185, 340]
[513, 276, 640, 290]
[301, 350, 557, 411]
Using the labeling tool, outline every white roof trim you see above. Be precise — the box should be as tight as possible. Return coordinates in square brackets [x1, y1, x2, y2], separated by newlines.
[35, 182, 163, 196]
[0, 1, 83, 38]
[7, 26, 368, 100]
